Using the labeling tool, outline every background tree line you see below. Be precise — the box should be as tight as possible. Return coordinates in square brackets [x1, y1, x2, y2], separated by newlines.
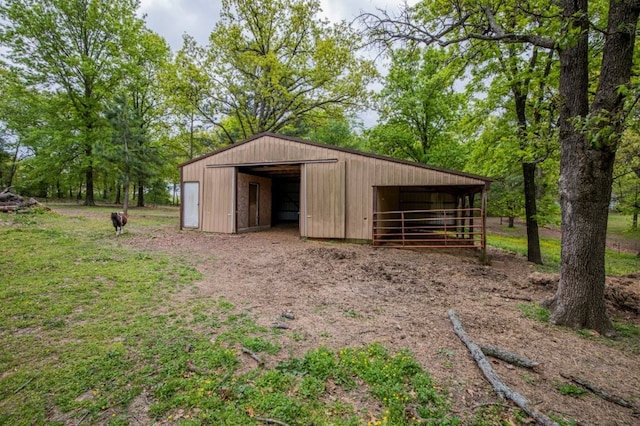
[1, 0, 639, 332]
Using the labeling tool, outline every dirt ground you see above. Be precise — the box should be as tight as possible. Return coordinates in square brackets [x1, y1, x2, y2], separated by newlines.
[76, 208, 640, 424]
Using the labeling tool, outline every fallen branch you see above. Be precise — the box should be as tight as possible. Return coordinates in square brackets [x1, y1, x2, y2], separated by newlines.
[480, 344, 540, 369]
[272, 323, 289, 330]
[560, 373, 638, 412]
[498, 294, 533, 302]
[242, 347, 264, 366]
[13, 375, 38, 394]
[186, 360, 215, 376]
[255, 417, 290, 426]
[76, 410, 90, 426]
[448, 309, 558, 426]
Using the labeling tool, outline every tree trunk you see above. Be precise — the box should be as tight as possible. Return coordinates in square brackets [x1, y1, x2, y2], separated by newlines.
[512, 74, 543, 265]
[123, 174, 130, 215]
[137, 179, 144, 207]
[546, 0, 639, 335]
[508, 216, 515, 228]
[84, 143, 95, 206]
[633, 210, 638, 231]
[523, 162, 543, 264]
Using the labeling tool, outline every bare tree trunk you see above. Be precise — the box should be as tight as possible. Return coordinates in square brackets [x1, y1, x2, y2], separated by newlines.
[123, 174, 130, 215]
[137, 179, 144, 207]
[84, 145, 95, 206]
[546, 0, 639, 335]
[523, 162, 543, 264]
[508, 216, 515, 228]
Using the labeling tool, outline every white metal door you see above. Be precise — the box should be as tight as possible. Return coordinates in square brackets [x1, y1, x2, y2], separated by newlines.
[183, 182, 199, 228]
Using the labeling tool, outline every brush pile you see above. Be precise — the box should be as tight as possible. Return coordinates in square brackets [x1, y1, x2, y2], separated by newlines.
[0, 188, 47, 212]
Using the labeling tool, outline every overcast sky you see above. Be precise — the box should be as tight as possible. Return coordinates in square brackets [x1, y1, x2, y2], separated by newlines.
[138, 0, 406, 52]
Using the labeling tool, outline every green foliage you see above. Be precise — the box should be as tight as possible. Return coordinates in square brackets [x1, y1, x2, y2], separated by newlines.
[183, 0, 378, 143]
[369, 46, 467, 170]
[556, 383, 588, 397]
[0, 0, 149, 204]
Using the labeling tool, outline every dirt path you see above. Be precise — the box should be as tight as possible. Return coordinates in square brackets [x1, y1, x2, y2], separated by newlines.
[113, 215, 640, 425]
[49, 205, 640, 424]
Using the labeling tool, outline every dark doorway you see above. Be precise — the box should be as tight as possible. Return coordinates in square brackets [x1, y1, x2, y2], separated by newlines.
[272, 177, 300, 226]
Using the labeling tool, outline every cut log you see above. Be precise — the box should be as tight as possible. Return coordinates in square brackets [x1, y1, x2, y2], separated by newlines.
[480, 344, 540, 369]
[448, 309, 558, 426]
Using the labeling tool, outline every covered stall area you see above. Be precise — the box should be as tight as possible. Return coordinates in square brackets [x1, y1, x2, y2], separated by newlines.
[372, 184, 487, 249]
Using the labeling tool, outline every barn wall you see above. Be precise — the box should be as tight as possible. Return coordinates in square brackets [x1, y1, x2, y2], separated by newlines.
[236, 173, 272, 230]
[202, 167, 235, 233]
[182, 135, 489, 239]
[304, 162, 345, 238]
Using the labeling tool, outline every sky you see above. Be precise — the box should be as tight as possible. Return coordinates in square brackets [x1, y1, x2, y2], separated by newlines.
[138, 0, 405, 52]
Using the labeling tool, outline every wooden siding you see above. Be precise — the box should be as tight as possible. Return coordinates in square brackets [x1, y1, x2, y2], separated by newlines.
[304, 161, 346, 238]
[202, 167, 235, 233]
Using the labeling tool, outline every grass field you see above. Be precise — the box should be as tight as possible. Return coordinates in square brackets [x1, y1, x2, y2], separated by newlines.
[0, 208, 462, 426]
[1, 206, 637, 425]
[487, 213, 639, 275]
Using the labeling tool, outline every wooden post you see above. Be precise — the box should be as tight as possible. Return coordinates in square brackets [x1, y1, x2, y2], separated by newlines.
[481, 187, 488, 264]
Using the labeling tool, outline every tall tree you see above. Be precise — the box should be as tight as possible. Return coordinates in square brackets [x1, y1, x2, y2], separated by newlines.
[466, 40, 559, 264]
[0, 0, 147, 205]
[119, 29, 171, 207]
[162, 35, 218, 160]
[363, 0, 640, 335]
[198, 0, 378, 142]
[371, 46, 466, 169]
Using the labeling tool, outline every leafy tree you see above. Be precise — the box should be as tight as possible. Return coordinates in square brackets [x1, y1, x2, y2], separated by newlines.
[363, 0, 640, 334]
[0, 0, 147, 205]
[119, 28, 171, 207]
[196, 0, 377, 143]
[104, 95, 144, 213]
[162, 34, 217, 160]
[614, 131, 640, 230]
[372, 46, 466, 169]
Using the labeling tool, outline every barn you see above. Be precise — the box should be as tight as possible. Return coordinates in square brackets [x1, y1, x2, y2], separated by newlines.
[179, 132, 491, 252]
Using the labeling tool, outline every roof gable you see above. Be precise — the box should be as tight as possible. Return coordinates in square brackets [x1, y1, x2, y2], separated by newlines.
[179, 132, 491, 183]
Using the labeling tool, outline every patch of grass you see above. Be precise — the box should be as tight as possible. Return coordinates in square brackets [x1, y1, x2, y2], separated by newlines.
[0, 208, 463, 425]
[344, 309, 360, 318]
[607, 213, 640, 240]
[518, 302, 551, 323]
[487, 214, 640, 275]
[557, 383, 588, 397]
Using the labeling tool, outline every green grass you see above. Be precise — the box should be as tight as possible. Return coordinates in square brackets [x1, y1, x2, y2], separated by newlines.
[0, 208, 466, 426]
[518, 302, 551, 323]
[487, 214, 639, 275]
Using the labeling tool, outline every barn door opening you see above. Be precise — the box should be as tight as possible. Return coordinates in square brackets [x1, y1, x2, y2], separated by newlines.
[183, 181, 199, 228]
[248, 183, 259, 227]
